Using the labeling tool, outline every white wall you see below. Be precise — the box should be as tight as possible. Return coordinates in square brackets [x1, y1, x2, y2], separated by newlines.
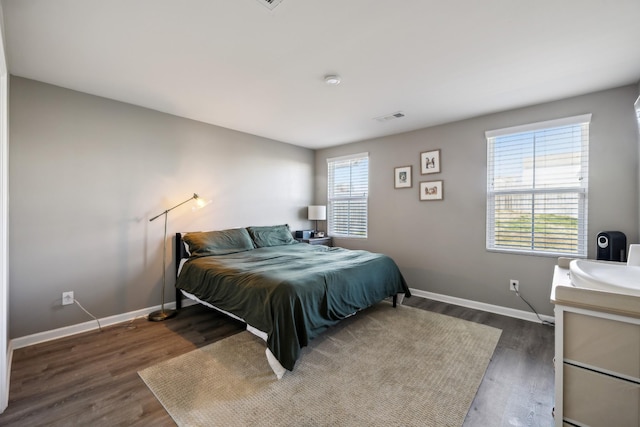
[0, 2, 9, 414]
[316, 85, 640, 316]
[8, 77, 315, 338]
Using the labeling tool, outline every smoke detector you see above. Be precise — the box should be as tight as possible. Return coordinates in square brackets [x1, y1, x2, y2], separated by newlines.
[324, 75, 341, 86]
[256, 0, 284, 10]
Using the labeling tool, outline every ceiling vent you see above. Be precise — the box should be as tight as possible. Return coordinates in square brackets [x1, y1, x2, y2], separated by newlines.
[256, 0, 284, 10]
[374, 111, 406, 122]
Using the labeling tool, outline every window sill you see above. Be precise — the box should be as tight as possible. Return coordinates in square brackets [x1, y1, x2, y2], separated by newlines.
[486, 247, 587, 258]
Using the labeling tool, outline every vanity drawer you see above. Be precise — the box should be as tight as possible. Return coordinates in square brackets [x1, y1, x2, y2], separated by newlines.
[563, 364, 640, 426]
[564, 312, 640, 379]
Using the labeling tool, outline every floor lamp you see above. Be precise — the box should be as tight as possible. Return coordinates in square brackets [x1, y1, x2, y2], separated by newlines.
[148, 193, 208, 321]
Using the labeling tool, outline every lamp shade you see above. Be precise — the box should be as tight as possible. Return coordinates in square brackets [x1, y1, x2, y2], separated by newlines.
[308, 205, 326, 221]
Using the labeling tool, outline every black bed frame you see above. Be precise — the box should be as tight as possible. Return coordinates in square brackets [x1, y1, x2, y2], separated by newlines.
[174, 232, 190, 312]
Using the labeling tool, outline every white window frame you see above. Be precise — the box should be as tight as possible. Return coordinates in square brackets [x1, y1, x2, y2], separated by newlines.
[486, 114, 591, 257]
[327, 152, 369, 239]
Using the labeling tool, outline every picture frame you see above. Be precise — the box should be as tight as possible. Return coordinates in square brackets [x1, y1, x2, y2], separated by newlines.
[419, 180, 443, 201]
[394, 165, 412, 189]
[420, 149, 441, 174]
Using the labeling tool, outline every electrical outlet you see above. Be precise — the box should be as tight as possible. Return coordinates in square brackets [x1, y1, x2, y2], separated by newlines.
[509, 279, 519, 292]
[62, 291, 74, 306]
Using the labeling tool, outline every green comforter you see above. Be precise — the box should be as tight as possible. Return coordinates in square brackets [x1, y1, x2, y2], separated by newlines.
[176, 243, 410, 371]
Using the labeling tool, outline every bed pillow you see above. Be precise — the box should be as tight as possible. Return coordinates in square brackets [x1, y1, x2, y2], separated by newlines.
[247, 224, 297, 248]
[183, 228, 255, 256]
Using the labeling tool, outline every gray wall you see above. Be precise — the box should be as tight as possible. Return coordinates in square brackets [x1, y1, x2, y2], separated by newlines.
[9, 77, 638, 339]
[9, 77, 315, 338]
[316, 85, 640, 316]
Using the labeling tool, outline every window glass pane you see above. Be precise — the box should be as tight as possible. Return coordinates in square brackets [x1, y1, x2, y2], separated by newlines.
[487, 116, 589, 256]
[533, 125, 586, 189]
[327, 153, 368, 238]
[532, 193, 580, 253]
[329, 200, 368, 237]
[492, 133, 534, 191]
[492, 193, 534, 250]
[491, 192, 582, 253]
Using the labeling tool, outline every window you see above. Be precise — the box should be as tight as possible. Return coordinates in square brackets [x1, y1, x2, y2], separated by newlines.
[486, 115, 591, 256]
[327, 152, 369, 238]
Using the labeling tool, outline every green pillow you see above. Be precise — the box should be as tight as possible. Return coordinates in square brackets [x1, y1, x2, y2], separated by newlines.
[183, 228, 255, 256]
[247, 224, 297, 248]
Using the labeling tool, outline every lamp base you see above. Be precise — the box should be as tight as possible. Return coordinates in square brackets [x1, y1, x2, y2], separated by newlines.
[147, 309, 177, 322]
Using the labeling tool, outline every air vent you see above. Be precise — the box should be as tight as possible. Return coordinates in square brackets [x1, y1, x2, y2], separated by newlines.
[374, 111, 406, 122]
[256, 0, 284, 10]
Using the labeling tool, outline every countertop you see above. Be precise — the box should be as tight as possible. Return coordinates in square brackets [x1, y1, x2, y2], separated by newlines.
[551, 264, 640, 318]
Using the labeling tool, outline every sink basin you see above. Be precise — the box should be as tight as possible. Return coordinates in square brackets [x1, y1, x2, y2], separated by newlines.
[569, 259, 640, 297]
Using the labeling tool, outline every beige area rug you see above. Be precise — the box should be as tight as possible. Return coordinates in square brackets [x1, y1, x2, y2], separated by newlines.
[139, 302, 501, 427]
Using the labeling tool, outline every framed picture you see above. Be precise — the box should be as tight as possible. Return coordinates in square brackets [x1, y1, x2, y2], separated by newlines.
[419, 180, 443, 201]
[394, 165, 412, 188]
[420, 149, 441, 174]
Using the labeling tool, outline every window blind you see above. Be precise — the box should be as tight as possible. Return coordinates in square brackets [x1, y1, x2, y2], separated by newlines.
[486, 115, 590, 256]
[327, 153, 369, 238]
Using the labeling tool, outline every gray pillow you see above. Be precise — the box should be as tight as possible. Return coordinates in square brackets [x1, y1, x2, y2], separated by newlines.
[247, 224, 297, 248]
[183, 228, 255, 256]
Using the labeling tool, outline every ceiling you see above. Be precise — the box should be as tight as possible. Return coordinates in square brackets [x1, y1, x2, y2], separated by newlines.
[3, 0, 640, 149]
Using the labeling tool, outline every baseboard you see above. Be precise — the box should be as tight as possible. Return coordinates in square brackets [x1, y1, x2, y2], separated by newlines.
[409, 288, 555, 324]
[10, 298, 197, 350]
[0, 341, 10, 414]
[10, 290, 552, 351]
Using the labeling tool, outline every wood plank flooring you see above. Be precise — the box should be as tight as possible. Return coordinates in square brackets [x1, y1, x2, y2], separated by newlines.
[0, 298, 555, 426]
[406, 298, 555, 427]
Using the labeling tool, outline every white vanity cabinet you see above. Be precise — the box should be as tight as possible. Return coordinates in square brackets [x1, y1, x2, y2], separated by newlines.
[552, 266, 640, 427]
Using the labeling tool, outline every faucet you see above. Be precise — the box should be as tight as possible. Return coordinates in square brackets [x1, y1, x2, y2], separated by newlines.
[627, 244, 640, 266]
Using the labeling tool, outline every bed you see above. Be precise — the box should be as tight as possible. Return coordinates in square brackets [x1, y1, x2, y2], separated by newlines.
[174, 225, 411, 378]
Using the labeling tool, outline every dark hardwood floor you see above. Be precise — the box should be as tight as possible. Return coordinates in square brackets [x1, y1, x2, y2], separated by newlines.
[0, 298, 555, 426]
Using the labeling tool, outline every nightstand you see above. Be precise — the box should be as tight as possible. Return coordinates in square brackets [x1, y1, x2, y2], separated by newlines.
[297, 237, 333, 247]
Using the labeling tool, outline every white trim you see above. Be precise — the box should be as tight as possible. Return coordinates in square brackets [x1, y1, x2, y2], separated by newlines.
[4, 340, 11, 412]
[11, 299, 197, 350]
[486, 247, 587, 259]
[326, 151, 368, 163]
[485, 113, 592, 138]
[0, 73, 7, 414]
[7, 289, 555, 351]
[410, 288, 555, 324]
[0, 2, 9, 413]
